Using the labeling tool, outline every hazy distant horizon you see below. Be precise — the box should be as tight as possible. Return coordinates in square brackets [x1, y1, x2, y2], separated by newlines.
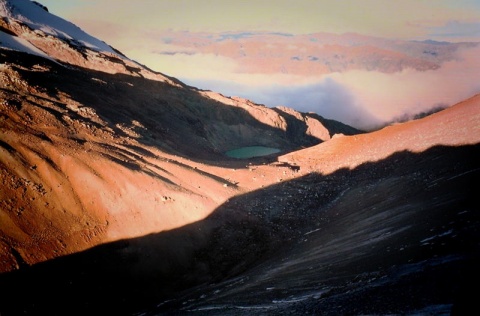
[38, 0, 480, 129]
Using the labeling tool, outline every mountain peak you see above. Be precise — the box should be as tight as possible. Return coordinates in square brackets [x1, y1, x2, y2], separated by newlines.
[0, 0, 176, 82]
[31, 1, 48, 12]
[0, 0, 115, 54]
[1, 2, 479, 315]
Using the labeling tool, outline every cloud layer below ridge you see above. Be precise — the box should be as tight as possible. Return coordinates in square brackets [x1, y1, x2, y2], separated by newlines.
[175, 44, 480, 130]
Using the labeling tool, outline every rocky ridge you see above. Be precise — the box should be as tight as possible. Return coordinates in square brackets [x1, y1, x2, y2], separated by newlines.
[0, 0, 360, 273]
[0, 1, 479, 315]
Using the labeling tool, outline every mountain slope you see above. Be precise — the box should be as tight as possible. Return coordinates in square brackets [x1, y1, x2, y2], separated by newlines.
[0, 1, 479, 315]
[0, 0, 360, 273]
[0, 0, 183, 83]
[1, 89, 478, 316]
[280, 93, 480, 174]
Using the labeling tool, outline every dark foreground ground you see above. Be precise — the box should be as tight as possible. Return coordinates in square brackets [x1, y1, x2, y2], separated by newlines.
[146, 144, 480, 316]
[1, 144, 479, 316]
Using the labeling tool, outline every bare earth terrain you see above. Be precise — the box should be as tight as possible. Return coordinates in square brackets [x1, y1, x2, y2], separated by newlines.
[1, 1, 479, 315]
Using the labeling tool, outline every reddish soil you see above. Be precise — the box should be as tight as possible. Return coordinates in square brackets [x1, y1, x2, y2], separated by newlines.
[0, 7, 479, 313]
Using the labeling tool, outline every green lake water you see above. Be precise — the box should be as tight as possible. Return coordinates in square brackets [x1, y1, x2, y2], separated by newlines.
[225, 146, 281, 159]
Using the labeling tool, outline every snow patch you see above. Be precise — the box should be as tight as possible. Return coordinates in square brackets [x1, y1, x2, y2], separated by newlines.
[0, 0, 116, 54]
[0, 29, 56, 62]
[420, 229, 454, 244]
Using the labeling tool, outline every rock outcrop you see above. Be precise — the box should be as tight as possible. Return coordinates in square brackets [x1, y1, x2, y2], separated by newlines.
[0, 0, 361, 274]
[0, 1, 479, 315]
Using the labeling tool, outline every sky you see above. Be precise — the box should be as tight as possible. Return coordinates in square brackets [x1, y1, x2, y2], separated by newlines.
[39, 0, 480, 41]
[38, 0, 480, 129]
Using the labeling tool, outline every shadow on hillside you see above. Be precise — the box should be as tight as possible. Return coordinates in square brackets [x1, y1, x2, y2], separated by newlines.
[271, 107, 361, 140]
[0, 144, 478, 315]
[0, 49, 356, 167]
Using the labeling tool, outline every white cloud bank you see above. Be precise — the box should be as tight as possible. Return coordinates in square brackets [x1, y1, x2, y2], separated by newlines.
[179, 45, 480, 130]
